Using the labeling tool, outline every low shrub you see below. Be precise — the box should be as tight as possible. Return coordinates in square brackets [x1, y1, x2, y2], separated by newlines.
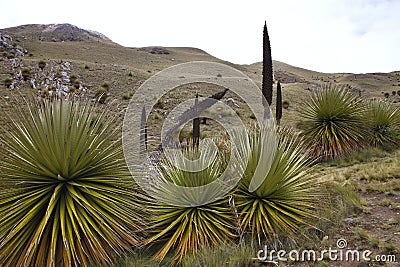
[38, 60, 46, 70]
[4, 78, 12, 88]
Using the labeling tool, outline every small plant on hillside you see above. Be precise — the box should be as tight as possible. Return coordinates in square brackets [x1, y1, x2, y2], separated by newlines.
[95, 88, 108, 104]
[379, 199, 395, 207]
[235, 125, 321, 244]
[41, 88, 49, 97]
[300, 85, 368, 160]
[69, 74, 77, 83]
[122, 92, 133, 100]
[55, 70, 62, 79]
[84, 64, 89, 69]
[38, 60, 46, 70]
[102, 82, 110, 91]
[7, 51, 15, 59]
[154, 98, 164, 109]
[21, 68, 31, 81]
[282, 100, 290, 109]
[392, 91, 396, 96]
[152, 112, 161, 120]
[4, 78, 12, 88]
[73, 79, 80, 89]
[384, 92, 390, 98]
[128, 72, 133, 77]
[364, 101, 400, 148]
[0, 99, 146, 266]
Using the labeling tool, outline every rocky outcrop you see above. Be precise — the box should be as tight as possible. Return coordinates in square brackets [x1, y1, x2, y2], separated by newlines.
[0, 33, 27, 57]
[1, 28, 91, 100]
[139, 47, 170, 55]
[2, 52, 88, 98]
[1, 24, 112, 43]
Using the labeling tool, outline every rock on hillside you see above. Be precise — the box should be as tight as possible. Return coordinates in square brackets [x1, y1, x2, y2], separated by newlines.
[0, 23, 111, 43]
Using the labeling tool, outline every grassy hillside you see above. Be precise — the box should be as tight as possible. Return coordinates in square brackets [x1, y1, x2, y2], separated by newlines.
[1, 24, 399, 128]
[0, 24, 399, 266]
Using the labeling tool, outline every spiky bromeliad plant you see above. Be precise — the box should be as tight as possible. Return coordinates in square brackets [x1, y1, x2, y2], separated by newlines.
[300, 86, 367, 160]
[365, 101, 400, 147]
[145, 142, 237, 264]
[0, 99, 146, 266]
[235, 125, 321, 244]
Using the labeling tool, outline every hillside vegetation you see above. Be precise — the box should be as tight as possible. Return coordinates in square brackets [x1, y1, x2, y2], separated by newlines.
[0, 24, 399, 267]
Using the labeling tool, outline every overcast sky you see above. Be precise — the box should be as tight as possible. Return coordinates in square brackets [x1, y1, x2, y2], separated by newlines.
[1, 0, 399, 73]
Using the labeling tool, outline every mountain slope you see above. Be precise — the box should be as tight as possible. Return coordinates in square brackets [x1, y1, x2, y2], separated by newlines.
[1, 23, 399, 131]
[2, 23, 399, 94]
[1, 23, 111, 42]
